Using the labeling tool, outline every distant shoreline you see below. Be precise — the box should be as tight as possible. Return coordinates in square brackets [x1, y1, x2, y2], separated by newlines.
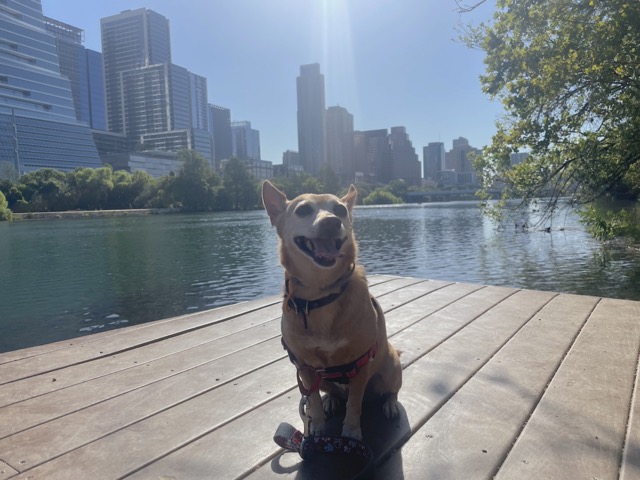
[12, 208, 177, 221]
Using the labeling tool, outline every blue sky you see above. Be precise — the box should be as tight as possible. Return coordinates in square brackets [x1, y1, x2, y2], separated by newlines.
[42, 0, 503, 165]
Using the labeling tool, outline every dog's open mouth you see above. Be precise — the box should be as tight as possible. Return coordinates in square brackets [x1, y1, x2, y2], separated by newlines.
[294, 236, 346, 267]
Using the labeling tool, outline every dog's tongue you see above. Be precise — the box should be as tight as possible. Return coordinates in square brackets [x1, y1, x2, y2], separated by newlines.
[313, 238, 340, 260]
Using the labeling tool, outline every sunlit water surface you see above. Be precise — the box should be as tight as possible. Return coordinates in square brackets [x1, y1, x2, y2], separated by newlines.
[1, 202, 638, 352]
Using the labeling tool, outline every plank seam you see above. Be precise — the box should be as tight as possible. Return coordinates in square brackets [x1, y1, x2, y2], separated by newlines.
[399, 288, 521, 371]
[375, 290, 558, 470]
[0, 315, 284, 410]
[0, 298, 282, 366]
[0, 334, 285, 441]
[488, 296, 602, 478]
[619, 309, 640, 479]
[0, 303, 285, 385]
[12, 354, 293, 476]
[116, 383, 299, 480]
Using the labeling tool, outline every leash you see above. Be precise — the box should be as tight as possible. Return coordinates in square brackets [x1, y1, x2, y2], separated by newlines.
[273, 396, 375, 479]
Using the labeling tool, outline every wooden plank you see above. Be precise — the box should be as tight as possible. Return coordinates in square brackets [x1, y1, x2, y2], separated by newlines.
[0, 461, 18, 480]
[247, 285, 523, 480]
[621, 338, 640, 480]
[0, 339, 289, 474]
[376, 293, 599, 480]
[0, 305, 282, 408]
[495, 297, 640, 480]
[0, 297, 281, 385]
[0, 322, 282, 439]
[383, 283, 488, 335]
[132, 289, 552, 480]
[0, 297, 279, 365]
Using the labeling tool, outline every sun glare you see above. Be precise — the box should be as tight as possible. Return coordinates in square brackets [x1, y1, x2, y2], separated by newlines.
[321, 0, 360, 120]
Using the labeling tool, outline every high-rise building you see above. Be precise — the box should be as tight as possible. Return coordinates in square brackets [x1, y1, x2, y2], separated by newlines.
[0, 0, 101, 174]
[353, 129, 390, 184]
[231, 121, 260, 163]
[445, 137, 481, 185]
[189, 73, 208, 131]
[296, 63, 326, 175]
[100, 8, 171, 135]
[44, 17, 107, 131]
[325, 106, 354, 185]
[389, 127, 421, 186]
[423, 142, 445, 182]
[208, 104, 232, 167]
[100, 8, 213, 167]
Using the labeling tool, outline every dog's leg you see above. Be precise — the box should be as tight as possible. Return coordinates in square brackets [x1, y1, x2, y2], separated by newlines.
[341, 368, 369, 440]
[298, 370, 326, 435]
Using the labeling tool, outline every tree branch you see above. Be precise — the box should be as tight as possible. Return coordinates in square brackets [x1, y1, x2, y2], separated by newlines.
[455, 0, 487, 13]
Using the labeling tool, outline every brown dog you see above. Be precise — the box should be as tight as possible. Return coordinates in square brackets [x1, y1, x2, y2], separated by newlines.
[262, 180, 402, 440]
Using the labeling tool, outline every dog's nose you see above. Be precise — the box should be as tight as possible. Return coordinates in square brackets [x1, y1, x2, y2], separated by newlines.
[318, 215, 342, 235]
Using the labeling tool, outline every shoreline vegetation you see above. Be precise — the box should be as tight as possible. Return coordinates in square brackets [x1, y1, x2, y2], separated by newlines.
[11, 208, 177, 221]
[0, 151, 486, 223]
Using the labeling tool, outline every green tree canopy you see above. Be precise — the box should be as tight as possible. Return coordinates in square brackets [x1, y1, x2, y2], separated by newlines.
[465, 0, 640, 222]
[0, 190, 12, 221]
[173, 150, 220, 211]
[222, 157, 258, 210]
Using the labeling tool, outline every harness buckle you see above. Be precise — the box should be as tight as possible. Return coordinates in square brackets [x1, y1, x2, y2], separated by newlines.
[299, 395, 312, 438]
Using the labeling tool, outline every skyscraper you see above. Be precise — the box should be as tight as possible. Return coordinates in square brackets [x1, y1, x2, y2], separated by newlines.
[0, 0, 101, 173]
[44, 16, 107, 131]
[353, 129, 390, 184]
[296, 63, 326, 175]
[325, 106, 354, 185]
[389, 127, 421, 186]
[100, 8, 171, 135]
[208, 104, 232, 167]
[231, 121, 260, 163]
[445, 137, 481, 185]
[100, 8, 213, 167]
[423, 142, 445, 182]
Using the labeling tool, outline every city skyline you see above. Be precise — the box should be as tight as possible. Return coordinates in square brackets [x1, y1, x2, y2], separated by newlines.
[41, 0, 503, 166]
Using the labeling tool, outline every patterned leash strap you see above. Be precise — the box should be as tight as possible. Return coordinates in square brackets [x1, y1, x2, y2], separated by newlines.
[273, 422, 375, 480]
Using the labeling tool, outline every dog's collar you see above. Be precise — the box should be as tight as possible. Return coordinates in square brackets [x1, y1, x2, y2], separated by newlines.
[285, 281, 349, 329]
[284, 263, 355, 329]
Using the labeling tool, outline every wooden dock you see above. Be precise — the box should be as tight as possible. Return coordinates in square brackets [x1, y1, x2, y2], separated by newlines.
[1, 276, 639, 479]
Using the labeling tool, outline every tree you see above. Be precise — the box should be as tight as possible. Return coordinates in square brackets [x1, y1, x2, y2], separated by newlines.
[317, 164, 340, 194]
[0, 161, 19, 183]
[464, 0, 640, 230]
[222, 157, 258, 210]
[172, 150, 219, 211]
[363, 188, 403, 206]
[0, 190, 12, 221]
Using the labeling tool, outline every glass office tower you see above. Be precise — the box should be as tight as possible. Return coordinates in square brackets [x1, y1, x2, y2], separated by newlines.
[44, 16, 107, 131]
[100, 8, 172, 135]
[296, 63, 326, 175]
[0, 0, 101, 173]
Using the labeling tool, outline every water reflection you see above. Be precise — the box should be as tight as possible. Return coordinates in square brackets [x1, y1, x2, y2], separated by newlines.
[1, 203, 638, 352]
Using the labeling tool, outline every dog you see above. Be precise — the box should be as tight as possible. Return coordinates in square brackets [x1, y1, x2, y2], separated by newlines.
[262, 180, 402, 440]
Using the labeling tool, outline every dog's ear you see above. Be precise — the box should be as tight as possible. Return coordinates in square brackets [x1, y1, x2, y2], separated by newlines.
[262, 180, 288, 225]
[341, 184, 357, 213]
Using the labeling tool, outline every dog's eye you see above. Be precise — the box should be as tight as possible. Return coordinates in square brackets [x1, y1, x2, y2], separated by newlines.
[295, 203, 314, 217]
[333, 203, 348, 218]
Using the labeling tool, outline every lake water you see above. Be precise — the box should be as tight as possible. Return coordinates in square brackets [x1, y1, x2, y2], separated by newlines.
[1, 202, 639, 353]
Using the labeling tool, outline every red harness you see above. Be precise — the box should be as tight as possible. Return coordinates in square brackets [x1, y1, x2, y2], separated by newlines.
[282, 338, 379, 396]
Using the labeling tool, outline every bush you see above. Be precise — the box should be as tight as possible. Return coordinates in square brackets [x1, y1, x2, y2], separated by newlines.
[362, 188, 403, 205]
[0, 190, 12, 221]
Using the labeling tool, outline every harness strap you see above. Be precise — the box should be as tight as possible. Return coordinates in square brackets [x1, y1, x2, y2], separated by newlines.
[283, 338, 379, 396]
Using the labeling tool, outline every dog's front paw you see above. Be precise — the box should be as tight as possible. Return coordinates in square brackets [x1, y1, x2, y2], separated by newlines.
[382, 397, 400, 419]
[341, 424, 363, 441]
[310, 417, 326, 436]
[323, 394, 343, 417]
